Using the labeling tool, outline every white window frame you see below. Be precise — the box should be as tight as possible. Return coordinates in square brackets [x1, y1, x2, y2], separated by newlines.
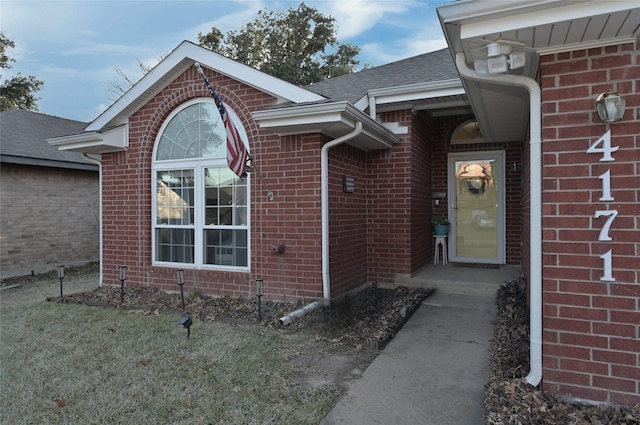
[151, 98, 250, 271]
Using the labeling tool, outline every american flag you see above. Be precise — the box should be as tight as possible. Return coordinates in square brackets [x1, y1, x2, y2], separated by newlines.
[194, 63, 249, 178]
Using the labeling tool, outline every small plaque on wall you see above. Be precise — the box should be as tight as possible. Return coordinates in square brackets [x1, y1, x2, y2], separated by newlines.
[342, 175, 355, 193]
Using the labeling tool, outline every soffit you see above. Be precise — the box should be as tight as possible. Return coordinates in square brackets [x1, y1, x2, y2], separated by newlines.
[253, 102, 398, 151]
[438, 0, 640, 142]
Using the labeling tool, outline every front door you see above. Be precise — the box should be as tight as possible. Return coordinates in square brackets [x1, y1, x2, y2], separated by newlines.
[448, 151, 505, 264]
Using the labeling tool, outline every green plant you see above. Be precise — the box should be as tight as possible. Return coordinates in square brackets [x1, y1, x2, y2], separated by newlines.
[431, 217, 450, 225]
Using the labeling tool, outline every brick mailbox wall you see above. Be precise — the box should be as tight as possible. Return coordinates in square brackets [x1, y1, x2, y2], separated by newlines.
[540, 40, 639, 405]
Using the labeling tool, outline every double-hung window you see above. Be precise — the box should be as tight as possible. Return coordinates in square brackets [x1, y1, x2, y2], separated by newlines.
[152, 99, 249, 269]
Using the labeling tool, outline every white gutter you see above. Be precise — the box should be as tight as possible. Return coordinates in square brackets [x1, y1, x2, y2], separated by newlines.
[81, 153, 104, 287]
[279, 121, 363, 325]
[454, 53, 542, 386]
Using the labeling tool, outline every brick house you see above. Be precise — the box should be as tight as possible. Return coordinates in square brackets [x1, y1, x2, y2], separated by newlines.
[50, 1, 638, 407]
[0, 109, 99, 278]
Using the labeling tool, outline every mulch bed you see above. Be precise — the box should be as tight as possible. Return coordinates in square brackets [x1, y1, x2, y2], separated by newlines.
[49, 284, 434, 349]
[486, 281, 640, 424]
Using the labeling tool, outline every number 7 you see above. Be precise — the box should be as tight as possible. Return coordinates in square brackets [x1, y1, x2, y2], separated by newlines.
[594, 210, 618, 241]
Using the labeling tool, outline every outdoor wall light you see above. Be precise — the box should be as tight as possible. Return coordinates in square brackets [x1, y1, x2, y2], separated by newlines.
[57, 265, 65, 299]
[118, 266, 126, 304]
[595, 90, 625, 123]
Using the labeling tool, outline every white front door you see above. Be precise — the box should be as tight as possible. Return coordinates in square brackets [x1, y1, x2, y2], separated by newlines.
[448, 151, 505, 264]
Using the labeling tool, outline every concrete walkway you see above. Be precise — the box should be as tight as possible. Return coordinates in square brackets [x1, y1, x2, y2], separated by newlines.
[321, 265, 519, 425]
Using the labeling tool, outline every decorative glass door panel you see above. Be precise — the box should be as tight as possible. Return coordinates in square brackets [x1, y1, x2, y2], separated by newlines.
[448, 152, 505, 264]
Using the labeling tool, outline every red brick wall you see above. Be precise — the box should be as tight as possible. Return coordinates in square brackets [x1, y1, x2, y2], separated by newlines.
[366, 110, 414, 282]
[101, 66, 326, 302]
[540, 40, 639, 405]
[410, 112, 433, 274]
[327, 143, 368, 298]
[252, 133, 325, 302]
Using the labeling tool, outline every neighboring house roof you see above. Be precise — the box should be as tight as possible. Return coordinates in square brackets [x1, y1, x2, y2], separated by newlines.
[306, 48, 459, 104]
[0, 109, 98, 171]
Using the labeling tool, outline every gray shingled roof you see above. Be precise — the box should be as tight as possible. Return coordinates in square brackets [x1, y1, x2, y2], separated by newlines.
[306, 48, 458, 103]
[0, 109, 97, 171]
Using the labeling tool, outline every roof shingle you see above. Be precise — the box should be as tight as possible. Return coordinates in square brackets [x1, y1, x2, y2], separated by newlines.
[0, 109, 97, 169]
[306, 48, 458, 103]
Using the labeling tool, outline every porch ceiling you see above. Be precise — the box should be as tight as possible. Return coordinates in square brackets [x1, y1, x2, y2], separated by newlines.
[438, 0, 640, 143]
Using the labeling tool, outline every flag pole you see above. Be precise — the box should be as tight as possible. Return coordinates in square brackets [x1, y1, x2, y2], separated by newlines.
[194, 62, 251, 177]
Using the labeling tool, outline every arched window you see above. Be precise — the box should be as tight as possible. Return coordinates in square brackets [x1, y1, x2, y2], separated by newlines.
[451, 120, 488, 144]
[152, 99, 249, 269]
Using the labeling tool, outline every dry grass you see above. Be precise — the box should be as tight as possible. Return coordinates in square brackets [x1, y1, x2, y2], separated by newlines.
[0, 301, 343, 425]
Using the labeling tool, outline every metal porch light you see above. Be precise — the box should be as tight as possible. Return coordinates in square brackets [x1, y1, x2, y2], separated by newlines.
[595, 91, 625, 123]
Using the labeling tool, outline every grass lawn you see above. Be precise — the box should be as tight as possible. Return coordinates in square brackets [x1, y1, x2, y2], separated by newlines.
[0, 301, 344, 424]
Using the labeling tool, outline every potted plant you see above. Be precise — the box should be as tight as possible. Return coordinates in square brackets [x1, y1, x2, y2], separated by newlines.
[432, 217, 450, 236]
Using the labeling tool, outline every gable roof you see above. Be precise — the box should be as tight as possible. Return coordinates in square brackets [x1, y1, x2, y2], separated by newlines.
[306, 48, 459, 104]
[86, 41, 325, 133]
[0, 109, 97, 171]
[52, 41, 400, 153]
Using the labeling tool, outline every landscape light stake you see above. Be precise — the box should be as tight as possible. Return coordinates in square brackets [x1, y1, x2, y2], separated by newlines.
[118, 266, 126, 305]
[176, 269, 192, 338]
[256, 278, 264, 322]
[57, 265, 65, 300]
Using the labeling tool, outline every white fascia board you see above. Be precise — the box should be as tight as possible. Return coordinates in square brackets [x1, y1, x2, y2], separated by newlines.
[253, 102, 351, 128]
[87, 41, 324, 132]
[253, 101, 398, 147]
[48, 124, 128, 153]
[48, 132, 102, 148]
[459, 1, 638, 40]
[369, 79, 465, 106]
[437, 0, 559, 24]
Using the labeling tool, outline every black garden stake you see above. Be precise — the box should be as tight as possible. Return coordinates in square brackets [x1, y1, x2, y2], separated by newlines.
[57, 265, 65, 300]
[255, 278, 264, 322]
[176, 269, 192, 338]
[118, 266, 126, 305]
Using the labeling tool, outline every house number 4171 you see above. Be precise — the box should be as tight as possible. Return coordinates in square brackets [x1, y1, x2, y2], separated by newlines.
[587, 129, 618, 282]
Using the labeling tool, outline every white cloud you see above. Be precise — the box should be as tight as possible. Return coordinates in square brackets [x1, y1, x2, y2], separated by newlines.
[361, 35, 447, 64]
[187, 1, 265, 38]
[40, 64, 79, 76]
[60, 41, 155, 57]
[320, 0, 415, 39]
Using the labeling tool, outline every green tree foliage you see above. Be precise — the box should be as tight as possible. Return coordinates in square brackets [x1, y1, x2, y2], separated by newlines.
[0, 33, 44, 111]
[198, 3, 360, 86]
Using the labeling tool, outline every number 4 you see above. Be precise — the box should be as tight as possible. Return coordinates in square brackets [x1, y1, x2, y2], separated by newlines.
[587, 130, 619, 161]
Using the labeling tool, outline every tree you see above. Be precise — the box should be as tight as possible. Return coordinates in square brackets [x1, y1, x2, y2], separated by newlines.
[107, 55, 168, 102]
[0, 33, 44, 111]
[198, 3, 360, 86]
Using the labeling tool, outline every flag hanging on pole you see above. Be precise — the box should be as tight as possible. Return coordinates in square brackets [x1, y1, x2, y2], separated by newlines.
[194, 62, 250, 178]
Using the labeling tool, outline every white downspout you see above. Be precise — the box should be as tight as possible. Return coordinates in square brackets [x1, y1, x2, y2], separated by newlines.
[279, 121, 363, 325]
[369, 96, 377, 119]
[81, 153, 103, 287]
[455, 53, 542, 386]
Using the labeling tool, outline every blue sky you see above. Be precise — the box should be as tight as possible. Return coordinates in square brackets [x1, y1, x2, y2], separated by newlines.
[1, 0, 448, 122]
